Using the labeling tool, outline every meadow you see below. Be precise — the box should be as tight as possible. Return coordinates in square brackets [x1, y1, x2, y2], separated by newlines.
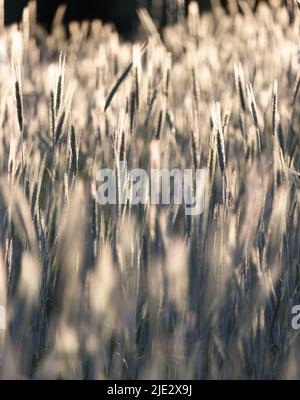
[0, 0, 300, 379]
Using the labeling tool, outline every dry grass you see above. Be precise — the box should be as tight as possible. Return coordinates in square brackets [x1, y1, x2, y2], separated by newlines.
[0, 0, 299, 379]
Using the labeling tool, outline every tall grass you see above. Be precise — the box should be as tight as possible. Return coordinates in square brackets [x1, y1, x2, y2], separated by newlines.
[0, 1, 299, 379]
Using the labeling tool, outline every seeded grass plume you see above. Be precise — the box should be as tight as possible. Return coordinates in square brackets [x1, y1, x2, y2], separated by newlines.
[0, 0, 299, 380]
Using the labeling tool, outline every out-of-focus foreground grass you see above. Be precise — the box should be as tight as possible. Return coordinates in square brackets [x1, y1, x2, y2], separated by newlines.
[0, 0, 300, 379]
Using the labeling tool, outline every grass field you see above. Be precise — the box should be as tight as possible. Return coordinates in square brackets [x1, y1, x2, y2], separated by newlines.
[0, 0, 300, 379]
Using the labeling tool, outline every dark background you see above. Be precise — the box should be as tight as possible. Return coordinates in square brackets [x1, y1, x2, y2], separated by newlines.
[5, 0, 264, 37]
